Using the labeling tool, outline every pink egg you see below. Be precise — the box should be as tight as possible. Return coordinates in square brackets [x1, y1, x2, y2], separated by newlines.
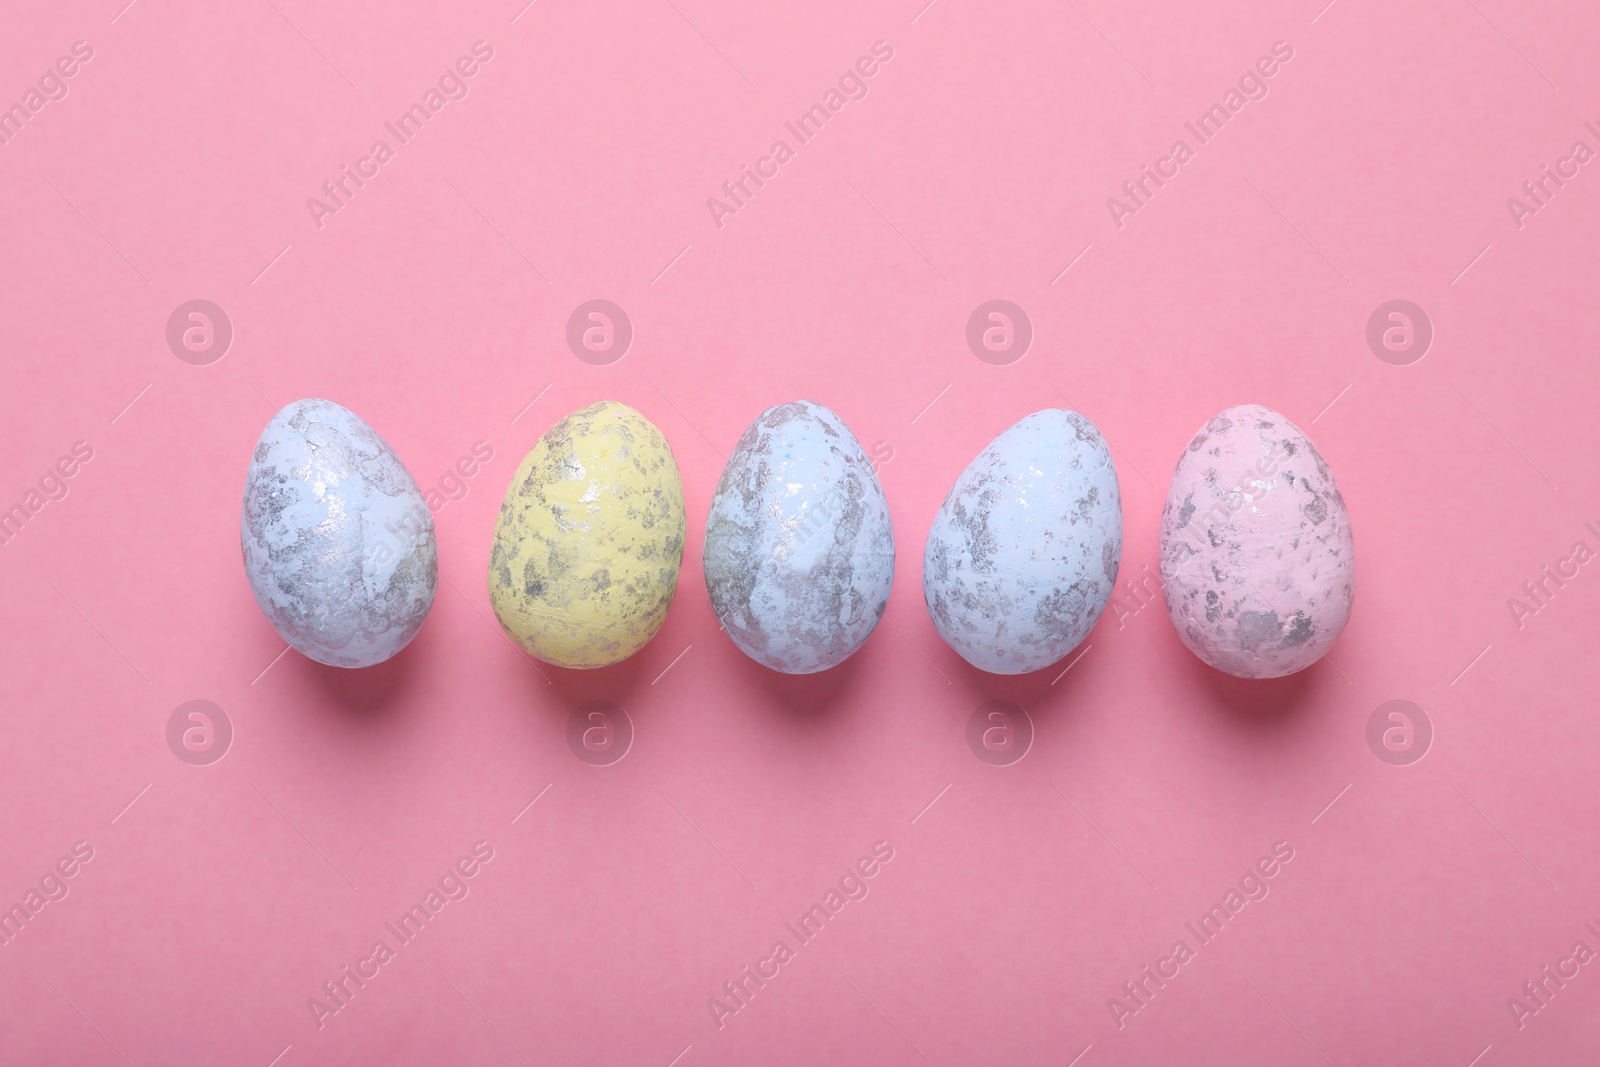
[1159, 404, 1354, 678]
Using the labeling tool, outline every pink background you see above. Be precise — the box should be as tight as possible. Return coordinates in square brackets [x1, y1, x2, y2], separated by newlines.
[3, 0, 1599, 1063]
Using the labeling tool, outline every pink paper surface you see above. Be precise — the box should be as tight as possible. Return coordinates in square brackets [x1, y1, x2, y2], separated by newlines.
[3, 0, 1598, 1063]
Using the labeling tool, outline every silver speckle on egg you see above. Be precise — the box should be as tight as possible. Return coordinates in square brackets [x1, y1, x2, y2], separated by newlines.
[1159, 403, 1354, 678]
[704, 401, 895, 674]
[923, 409, 1122, 675]
[241, 398, 437, 668]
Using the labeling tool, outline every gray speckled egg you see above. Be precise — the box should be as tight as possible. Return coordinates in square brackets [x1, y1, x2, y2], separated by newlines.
[704, 401, 894, 674]
[1159, 404, 1354, 679]
[923, 410, 1122, 675]
[241, 399, 437, 668]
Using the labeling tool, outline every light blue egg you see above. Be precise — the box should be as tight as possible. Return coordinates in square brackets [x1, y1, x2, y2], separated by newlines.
[241, 399, 437, 668]
[704, 401, 895, 674]
[923, 409, 1121, 675]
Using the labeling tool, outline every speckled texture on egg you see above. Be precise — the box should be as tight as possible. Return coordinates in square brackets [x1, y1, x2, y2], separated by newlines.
[923, 409, 1122, 675]
[488, 401, 685, 670]
[1159, 404, 1355, 678]
[241, 398, 437, 668]
[704, 401, 894, 674]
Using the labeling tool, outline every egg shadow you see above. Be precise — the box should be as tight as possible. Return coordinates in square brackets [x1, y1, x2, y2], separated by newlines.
[954, 664, 1061, 723]
[304, 643, 418, 720]
[746, 647, 869, 721]
[937, 619, 1112, 731]
[543, 651, 656, 720]
[1187, 651, 1320, 727]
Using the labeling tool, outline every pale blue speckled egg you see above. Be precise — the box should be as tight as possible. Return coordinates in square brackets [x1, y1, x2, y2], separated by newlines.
[704, 402, 895, 674]
[241, 399, 437, 668]
[923, 409, 1122, 675]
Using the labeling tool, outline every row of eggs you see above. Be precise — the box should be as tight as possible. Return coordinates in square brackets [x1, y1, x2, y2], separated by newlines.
[241, 398, 1354, 680]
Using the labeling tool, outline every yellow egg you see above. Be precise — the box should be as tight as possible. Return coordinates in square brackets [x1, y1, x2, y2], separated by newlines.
[488, 401, 685, 669]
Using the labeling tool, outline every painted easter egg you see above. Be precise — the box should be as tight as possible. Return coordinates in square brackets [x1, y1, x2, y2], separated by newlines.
[1159, 404, 1355, 678]
[488, 401, 685, 669]
[923, 409, 1122, 675]
[241, 398, 437, 668]
[704, 401, 895, 674]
